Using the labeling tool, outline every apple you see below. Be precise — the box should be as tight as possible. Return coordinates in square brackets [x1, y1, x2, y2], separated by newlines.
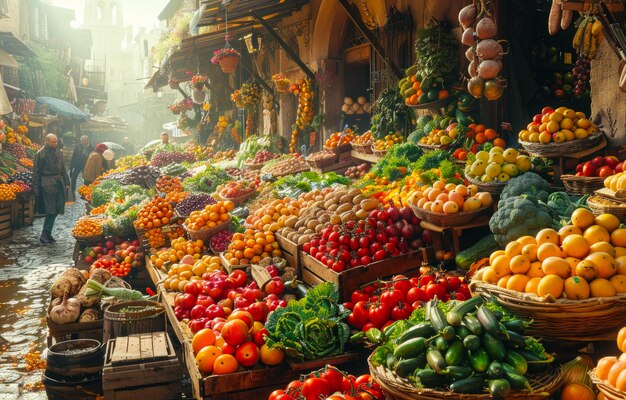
[542, 107, 554, 115]
[84, 255, 93, 264]
[576, 163, 584, 173]
[605, 156, 620, 169]
[533, 114, 543, 124]
[106, 240, 116, 250]
[220, 319, 249, 346]
[592, 156, 605, 167]
[617, 162, 624, 173]
[598, 165, 614, 178]
[582, 161, 597, 177]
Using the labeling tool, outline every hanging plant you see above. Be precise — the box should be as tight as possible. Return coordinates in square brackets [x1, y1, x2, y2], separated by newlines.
[231, 82, 261, 109]
[272, 73, 291, 92]
[191, 74, 207, 90]
[211, 47, 240, 74]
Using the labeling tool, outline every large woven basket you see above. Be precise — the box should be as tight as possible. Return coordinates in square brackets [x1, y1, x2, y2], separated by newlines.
[306, 151, 337, 169]
[352, 142, 373, 154]
[183, 217, 231, 242]
[587, 195, 626, 221]
[471, 281, 626, 340]
[590, 368, 626, 400]
[465, 174, 508, 195]
[372, 145, 388, 157]
[368, 354, 562, 400]
[325, 143, 352, 155]
[560, 174, 605, 195]
[410, 203, 491, 227]
[519, 133, 602, 157]
[242, 161, 264, 170]
[217, 190, 255, 206]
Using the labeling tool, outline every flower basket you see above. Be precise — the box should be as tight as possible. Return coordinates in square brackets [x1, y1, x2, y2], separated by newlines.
[272, 74, 291, 93]
[218, 55, 239, 74]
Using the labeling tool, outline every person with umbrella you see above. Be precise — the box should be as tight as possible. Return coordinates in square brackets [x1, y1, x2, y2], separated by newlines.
[69, 135, 93, 198]
[82, 143, 108, 186]
[32, 134, 70, 245]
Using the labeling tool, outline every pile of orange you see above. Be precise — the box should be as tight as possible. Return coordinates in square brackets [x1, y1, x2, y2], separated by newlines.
[352, 130, 373, 145]
[224, 230, 281, 266]
[478, 208, 626, 300]
[0, 184, 17, 201]
[164, 190, 189, 203]
[325, 129, 355, 149]
[157, 176, 183, 193]
[153, 237, 206, 265]
[245, 198, 303, 232]
[163, 255, 222, 291]
[90, 204, 108, 215]
[134, 195, 175, 230]
[185, 201, 234, 231]
[78, 184, 93, 201]
[594, 326, 626, 391]
[19, 158, 33, 168]
[144, 224, 184, 250]
[72, 217, 103, 237]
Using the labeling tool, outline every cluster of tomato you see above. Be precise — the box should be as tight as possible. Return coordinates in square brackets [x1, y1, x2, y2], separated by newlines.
[269, 365, 384, 400]
[156, 175, 183, 193]
[91, 256, 130, 277]
[344, 269, 470, 331]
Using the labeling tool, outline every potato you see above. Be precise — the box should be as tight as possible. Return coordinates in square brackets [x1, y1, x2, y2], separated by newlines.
[327, 204, 338, 212]
[315, 225, 325, 233]
[297, 235, 311, 245]
[353, 195, 365, 205]
[356, 209, 369, 219]
[304, 229, 315, 235]
[330, 214, 342, 225]
[336, 203, 352, 214]
[285, 216, 298, 228]
[306, 220, 319, 230]
[339, 194, 353, 204]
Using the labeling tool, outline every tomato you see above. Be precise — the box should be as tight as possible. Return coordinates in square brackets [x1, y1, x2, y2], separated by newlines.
[406, 286, 427, 303]
[328, 231, 340, 243]
[419, 274, 435, 287]
[354, 374, 373, 388]
[180, 293, 197, 310]
[373, 250, 387, 261]
[380, 289, 404, 307]
[458, 283, 471, 299]
[331, 260, 345, 272]
[286, 380, 303, 393]
[352, 301, 369, 324]
[436, 277, 449, 291]
[446, 276, 462, 291]
[368, 303, 391, 328]
[360, 256, 372, 265]
[369, 242, 382, 255]
[361, 321, 377, 332]
[391, 302, 412, 321]
[351, 290, 369, 304]
[301, 377, 331, 400]
[392, 275, 412, 294]
[195, 294, 214, 308]
[320, 366, 344, 393]
[265, 278, 285, 295]
[302, 242, 311, 253]
[425, 283, 447, 300]
[269, 390, 294, 400]
[454, 292, 467, 301]
[190, 304, 207, 320]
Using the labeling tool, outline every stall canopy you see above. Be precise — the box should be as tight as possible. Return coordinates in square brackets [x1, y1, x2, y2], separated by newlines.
[0, 48, 18, 68]
[36, 97, 89, 120]
[0, 32, 36, 58]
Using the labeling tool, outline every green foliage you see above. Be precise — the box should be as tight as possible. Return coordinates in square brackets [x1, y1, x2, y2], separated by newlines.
[386, 143, 424, 163]
[182, 166, 231, 193]
[371, 88, 413, 140]
[273, 171, 349, 198]
[235, 135, 281, 167]
[91, 180, 122, 207]
[414, 21, 459, 82]
[19, 42, 68, 98]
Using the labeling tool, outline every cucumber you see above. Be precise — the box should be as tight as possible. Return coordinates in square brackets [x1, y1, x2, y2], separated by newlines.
[429, 303, 449, 332]
[482, 332, 506, 361]
[435, 336, 450, 352]
[386, 353, 398, 370]
[477, 306, 500, 335]
[504, 350, 528, 375]
[395, 354, 426, 378]
[502, 363, 533, 391]
[463, 335, 481, 352]
[462, 315, 483, 335]
[502, 319, 526, 334]
[455, 234, 500, 270]
[450, 376, 486, 394]
[396, 322, 434, 344]
[505, 330, 526, 348]
[446, 296, 484, 325]
[487, 361, 505, 379]
[442, 326, 456, 341]
[455, 325, 471, 339]
[394, 337, 427, 359]
[468, 348, 490, 373]
[426, 346, 448, 374]
[488, 379, 511, 398]
[415, 368, 445, 387]
[517, 349, 547, 362]
[445, 340, 465, 366]
[445, 365, 474, 382]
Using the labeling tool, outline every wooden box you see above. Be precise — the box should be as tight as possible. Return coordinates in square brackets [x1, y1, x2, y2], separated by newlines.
[46, 316, 103, 347]
[103, 332, 181, 400]
[301, 247, 433, 302]
[72, 242, 93, 271]
[0, 200, 14, 239]
[275, 233, 301, 274]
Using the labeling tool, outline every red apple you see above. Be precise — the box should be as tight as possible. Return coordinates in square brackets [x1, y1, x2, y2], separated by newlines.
[84, 255, 93, 264]
[220, 319, 249, 347]
[582, 161, 597, 177]
[235, 342, 260, 367]
[533, 114, 543, 125]
[575, 172, 583, 176]
[598, 165, 614, 178]
[592, 156, 605, 167]
[605, 156, 620, 169]
[541, 107, 554, 115]
[576, 163, 584, 173]
[617, 162, 624, 173]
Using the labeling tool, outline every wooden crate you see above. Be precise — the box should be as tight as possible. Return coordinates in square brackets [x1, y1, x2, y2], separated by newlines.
[72, 242, 93, 271]
[103, 331, 181, 400]
[0, 200, 14, 239]
[19, 192, 35, 226]
[182, 339, 299, 400]
[275, 233, 301, 274]
[46, 316, 103, 347]
[301, 247, 433, 302]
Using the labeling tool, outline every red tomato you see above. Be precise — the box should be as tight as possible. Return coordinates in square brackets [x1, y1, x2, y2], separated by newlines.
[320, 366, 343, 393]
[419, 274, 435, 287]
[380, 289, 404, 307]
[368, 303, 391, 328]
[351, 290, 369, 304]
[392, 275, 412, 294]
[391, 302, 412, 321]
[406, 286, 427, 304]
[425, 283, 447, 300]
[301, 378, 331, 400]
[446, 276, 462, 291]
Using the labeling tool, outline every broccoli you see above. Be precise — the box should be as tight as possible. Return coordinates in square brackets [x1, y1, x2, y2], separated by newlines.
[490, 195, 553, 246]
[387, 143, 424, 162]
[499, 172, 551, 208]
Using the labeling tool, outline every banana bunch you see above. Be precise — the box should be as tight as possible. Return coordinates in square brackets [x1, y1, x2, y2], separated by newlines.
[573, 16, 604, 59]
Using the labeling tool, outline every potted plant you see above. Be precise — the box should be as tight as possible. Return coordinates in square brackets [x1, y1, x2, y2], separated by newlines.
[211, 46, 240, 74]
[191, 74, 206, 90]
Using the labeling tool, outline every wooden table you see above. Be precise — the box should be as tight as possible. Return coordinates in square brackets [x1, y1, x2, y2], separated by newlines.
[420, 216, 491, 255]
[350, 150, 380, 164]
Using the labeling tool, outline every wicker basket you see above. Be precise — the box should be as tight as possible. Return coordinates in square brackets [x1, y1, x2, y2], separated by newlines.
[217, 190, 255, 206]
[183, 217, 231, 242]
[72, 234, 105, 245]
[590, 369, 626, 400]
[372, 145, 388, 157]
[306, 153, 337, 169]
[417, 143, 450, 152]
[465, 174, 508, 195]
[368, 354, 562, 400]
[587, 195, 626, 221]
[560, 174, 605, 195]
[410, 203, 491, 227]
[352, 142, 373, 154]
[243, 161, 264, 170]
[519, 133, 602, 157]
[103, 300, 165, 343]
[471, 281, 626, 339]
[325, 143, 353, 155]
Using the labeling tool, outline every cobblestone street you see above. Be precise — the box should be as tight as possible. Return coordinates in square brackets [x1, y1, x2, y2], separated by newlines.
[0, 201, 83, 399]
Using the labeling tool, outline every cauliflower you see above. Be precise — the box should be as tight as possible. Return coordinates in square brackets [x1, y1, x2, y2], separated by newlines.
[498, 172, 551, 208]
[490, 195, 553, 246]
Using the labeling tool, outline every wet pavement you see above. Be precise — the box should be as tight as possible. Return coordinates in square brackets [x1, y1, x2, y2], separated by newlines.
[0, 200, 83, 399]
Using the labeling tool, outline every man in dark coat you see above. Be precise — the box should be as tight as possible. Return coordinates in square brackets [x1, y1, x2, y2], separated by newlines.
[69, 135, 93, 197]
[32, 134, 70, 245]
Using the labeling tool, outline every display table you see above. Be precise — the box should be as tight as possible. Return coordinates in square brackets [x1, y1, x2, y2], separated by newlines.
[420, 216, 491, 255]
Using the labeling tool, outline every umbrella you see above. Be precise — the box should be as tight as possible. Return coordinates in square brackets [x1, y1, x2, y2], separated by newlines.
[36, 97, 89, 121]
[100, 141, 125, 151]
[140, 140, 161, 152]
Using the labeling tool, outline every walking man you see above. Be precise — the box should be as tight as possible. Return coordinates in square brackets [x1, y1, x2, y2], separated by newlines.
[32, 134, 70, 245]
[69, 135, 93, 197]
[122, 136, 135, 156]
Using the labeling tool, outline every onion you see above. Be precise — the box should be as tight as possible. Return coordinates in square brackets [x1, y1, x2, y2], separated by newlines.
[476, 39, 503, 60]
[49, 293, 81, 324]
[483, 79, 504, 100]
[461, 28, 475, 46]
[468, 58, 479, 78]
[468, 76, 485, 98]
[476, 17, 497, 40]
[458, 4, 476, 28]
[478, 60, 502, 79]
[465, 47, 476, 62]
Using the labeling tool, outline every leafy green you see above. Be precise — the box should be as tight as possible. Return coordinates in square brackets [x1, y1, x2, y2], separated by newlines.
[414, 20, 459, 82]
[182, 166, 232, 193]
[490, 195, 553, 246]
[387, 143, 424, 162]
[524, 337, 548, 359]
[91, 180, 122, 207]
[371, 88, 413, 140]
[273, 171, 349, 198]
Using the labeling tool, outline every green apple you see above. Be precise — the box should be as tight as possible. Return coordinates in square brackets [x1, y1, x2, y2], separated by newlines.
[485, 162, 502, 178]
[502, 163, 519, 177]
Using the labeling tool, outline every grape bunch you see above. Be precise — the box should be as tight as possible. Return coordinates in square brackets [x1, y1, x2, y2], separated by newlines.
[573, 57, 591, 95]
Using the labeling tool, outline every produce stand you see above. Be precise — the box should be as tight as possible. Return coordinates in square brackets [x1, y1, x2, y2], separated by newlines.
[274, 233, 301, 273]
[350, 150, 380, 164]
[420, 216, 491, 256]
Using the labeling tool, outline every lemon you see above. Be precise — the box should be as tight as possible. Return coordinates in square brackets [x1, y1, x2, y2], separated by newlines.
[476, 151, 490, 162]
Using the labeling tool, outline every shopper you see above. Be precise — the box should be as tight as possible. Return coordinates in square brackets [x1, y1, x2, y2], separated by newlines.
[32, 133, 70, 245]
[69, 135, 93, 197]
[82, 143, 108, 186]
[161, 131, 169, 145]
[122, 136, 135, 156]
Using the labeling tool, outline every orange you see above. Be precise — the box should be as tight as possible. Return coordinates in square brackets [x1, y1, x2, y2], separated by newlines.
[537, 243, 563, 262]
[571, 208, 596, 230]
[564, 257, 581, 274]
[505, 241, 524, 258]
[618, 327, 626, 352]
[616, 369, 626, 391]
[521, 244, 539, 262]
[536, 228, 560, 245]
[481, 267, 499, 284]
[575, 259, 598, 281]
[516, 236, 537, 246]
[489, 250, 506, 265]
[590, 241, 616, 258]
[497, 275, 512, 288]
[610, 275, 626, 293]
[525, 277, 542, 294]
[611, 229, 626, 247]
[527, 261, 546, 278]
[542, 257, 571, 278]
[506, 274, 530, 292]
[608, 361, 626, 387]
[586, 252, 617, 279]
[584, 225, 611, 245]
[558, 225, 583, 243]
[510, 255, 531, 274]
[564, 276, 590, 300]
[561, 234, 590, 259]
[595, 213, 621, 233]
[616, 247, 626, 258]
[560, 383, 596, 400]
[259, 344, 285, 366]
[537, 275, 564, 298]
[590, 278, 617, 297]
[192, 329, 217, 355]
[597, 356, 619, 380]
[491, 255, 511, 278]
[617, 256, 626, 275]
[213, 354, 239, 375]
[195, 345, 222, 374]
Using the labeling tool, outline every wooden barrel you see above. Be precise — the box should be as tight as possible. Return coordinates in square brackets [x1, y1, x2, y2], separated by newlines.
[103, 300, 165, 343]
[42, 372, 102, 400]
[46, 339, 104, 378]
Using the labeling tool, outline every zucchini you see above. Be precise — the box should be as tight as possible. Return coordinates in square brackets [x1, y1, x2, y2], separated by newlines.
[504, 350, 528, 375]
[445, 365, 474, 382]
[462, 315, 483, 335]
[502, 363, 533, 391]
[468, 348, 490, 373]
[429, 303, 449, 332]
[396, 322, 434, 344]
[450, 376, 486, 394]
[487, 361, 505, 379]
[477, 306, 500, 335]
[386, 353, 398, 370]
[502, 319, 526, 334]
[463, 335, 481, 352]
[505, 330, 526, 348]
[426, 346, 448, 374]
[445, 340, 465, 366]
[482, 332, 506, 361]
[455, 325, 471, 339]
[455, 234, 500, 270]
[415, 368, 445, 387]
[395, 354, 426, 377]
[447, 295, 484, 325]
[441, 326, 456, 341]
[517, 349, 547, 362]
[435, 336, 450, 352]
[488, 379, 511, 398]
[394, 337, 427, 359]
